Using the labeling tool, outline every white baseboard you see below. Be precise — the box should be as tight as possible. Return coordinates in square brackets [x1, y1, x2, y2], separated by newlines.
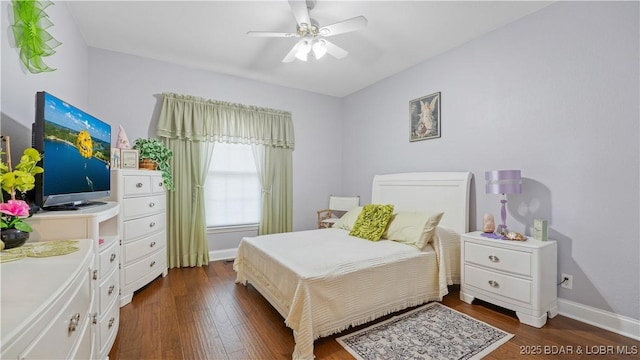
[209, 248, 237, 262]
[558, 298, 640, 341]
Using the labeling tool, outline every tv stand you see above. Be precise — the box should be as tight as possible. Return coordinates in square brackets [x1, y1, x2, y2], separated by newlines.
[43, 201, 107, 211]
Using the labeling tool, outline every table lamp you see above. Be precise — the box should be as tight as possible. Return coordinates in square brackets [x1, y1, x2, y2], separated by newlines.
[485, 170, 521, 234]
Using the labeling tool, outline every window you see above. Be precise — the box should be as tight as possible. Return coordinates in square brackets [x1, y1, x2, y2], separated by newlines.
[205, 142, 261, 227]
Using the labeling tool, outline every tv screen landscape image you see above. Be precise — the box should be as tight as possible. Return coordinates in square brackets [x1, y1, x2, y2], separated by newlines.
[34, 92, 111, 209]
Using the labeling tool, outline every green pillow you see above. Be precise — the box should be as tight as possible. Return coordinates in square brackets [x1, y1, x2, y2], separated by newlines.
[349, 204, 395, 241]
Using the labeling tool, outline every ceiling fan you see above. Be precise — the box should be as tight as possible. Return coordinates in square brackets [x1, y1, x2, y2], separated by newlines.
[247, 0, 368, 63]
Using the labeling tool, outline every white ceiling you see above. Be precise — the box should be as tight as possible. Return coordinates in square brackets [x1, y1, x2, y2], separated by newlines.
[66, 1, 552, 97]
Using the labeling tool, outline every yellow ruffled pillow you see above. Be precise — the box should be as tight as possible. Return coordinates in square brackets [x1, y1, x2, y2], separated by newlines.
[349, 204, 395, 241]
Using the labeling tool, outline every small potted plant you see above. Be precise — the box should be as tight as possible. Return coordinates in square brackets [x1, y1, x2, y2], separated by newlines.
[132, 138, 174, 190]
[1, 137, 43, 249]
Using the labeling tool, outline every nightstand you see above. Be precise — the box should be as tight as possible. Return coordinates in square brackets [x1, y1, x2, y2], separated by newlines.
[460, 231, 558, 327]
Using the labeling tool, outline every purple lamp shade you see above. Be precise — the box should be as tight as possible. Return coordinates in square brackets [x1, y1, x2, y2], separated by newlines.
[485, 170, 522, 234]
[485, 170, 522, 195]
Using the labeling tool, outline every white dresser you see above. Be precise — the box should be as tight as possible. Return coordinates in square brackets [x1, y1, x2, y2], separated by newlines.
[460, 231, 558, 328]
[1, 239, 94, 359]
[26, 202, 120, 359]
[110, 169, 168, 306]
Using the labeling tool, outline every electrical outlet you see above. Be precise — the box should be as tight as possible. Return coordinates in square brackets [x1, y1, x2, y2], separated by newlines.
[561, 274, 573, 289]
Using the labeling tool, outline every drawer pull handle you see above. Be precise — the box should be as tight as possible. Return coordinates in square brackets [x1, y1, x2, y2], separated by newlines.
[159, 182, 163, 187]
[149, 202, 155, 207]
[136, 182, 143, 188]
[108, 317, 116, 329]
[108, 284, 115, 295]
[150, 241, 156, 247]
[150, 222, 156, 228]
[92, 313, 98, 325]
[110, 253, 117, 262]
[68, 313, 81, 333]
[488, 280, 499, 288]
[488, 255, 500, 262]
[150, 260, 156, 267]
[93, 270, 98, 280]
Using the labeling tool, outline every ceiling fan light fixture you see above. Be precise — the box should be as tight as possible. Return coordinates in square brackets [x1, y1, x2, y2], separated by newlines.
[295, 38, 312, 61]
[312, 39, 327, 59]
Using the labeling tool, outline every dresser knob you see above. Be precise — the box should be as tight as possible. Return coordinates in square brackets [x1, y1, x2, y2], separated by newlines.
[488, 255, 500, 262]
[108, 284, 115, 295]
[488, 280, 499, 288]
[149, 202, 155, 207]
[150, 241, 156, 247]
[68, 313, 81, 333]
[136, 182, 143, 188]
[108, 317, 116, 329]
[93, 270, 98, 280]
[149, 222, 156, 228]
[110, 253, 117, 262]
[150, 260, 156, 267]
[158, 182, 163, 187]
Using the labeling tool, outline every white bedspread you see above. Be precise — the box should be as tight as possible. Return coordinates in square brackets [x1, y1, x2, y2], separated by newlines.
[234, 227, 460, 360]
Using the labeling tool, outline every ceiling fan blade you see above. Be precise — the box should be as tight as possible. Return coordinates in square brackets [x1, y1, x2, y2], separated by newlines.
[322, 39, 348, 59]
[282, 39, 304, 63]
[247, 31, 298, 38]
[288, 0, 311, 27]
[319, 16, 368, 37]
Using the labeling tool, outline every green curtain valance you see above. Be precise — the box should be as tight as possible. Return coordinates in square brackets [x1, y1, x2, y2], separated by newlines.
[157, 93, 295, 149]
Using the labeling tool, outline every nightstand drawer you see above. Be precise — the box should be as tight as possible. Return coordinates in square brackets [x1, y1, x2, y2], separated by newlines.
[465, 242, 531, 276]
[465, 264, 531, 303]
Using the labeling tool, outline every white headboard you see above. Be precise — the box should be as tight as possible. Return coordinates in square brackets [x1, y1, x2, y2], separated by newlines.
[371, 172, 472, 234]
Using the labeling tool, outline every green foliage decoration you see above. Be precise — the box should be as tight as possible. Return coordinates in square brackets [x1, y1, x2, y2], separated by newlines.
[1, 147, 44, 200]
[11, 0, 62, 73]
[133, 138, 174, 191]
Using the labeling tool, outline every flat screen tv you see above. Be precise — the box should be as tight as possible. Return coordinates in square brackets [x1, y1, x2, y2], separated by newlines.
[33, 91, 111, 210]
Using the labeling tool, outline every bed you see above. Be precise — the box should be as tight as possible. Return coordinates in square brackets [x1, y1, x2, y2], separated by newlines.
[234, 172, 472, 359]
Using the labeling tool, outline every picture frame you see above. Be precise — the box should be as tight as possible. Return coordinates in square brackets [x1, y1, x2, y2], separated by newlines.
[410, 92, 441, 142]
[121, 149, 139, 169]
[110, 148, 121, 169]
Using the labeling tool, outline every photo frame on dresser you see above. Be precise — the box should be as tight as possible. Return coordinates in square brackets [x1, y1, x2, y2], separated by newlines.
[121, 149, 139, 169]
[410, 92, 441, 142]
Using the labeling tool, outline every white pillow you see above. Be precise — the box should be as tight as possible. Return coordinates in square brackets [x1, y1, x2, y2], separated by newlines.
[383, 211, 444, 249]
[332, 206, 363, 231]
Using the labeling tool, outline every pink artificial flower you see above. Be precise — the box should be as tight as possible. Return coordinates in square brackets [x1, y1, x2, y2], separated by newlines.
[0, 200, 30, 217]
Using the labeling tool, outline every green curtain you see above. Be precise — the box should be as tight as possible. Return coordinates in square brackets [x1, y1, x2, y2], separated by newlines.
[157, 93, 294, 267]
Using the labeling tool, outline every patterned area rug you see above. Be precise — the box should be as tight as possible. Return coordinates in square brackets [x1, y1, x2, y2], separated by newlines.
[337, 303, 513, 360]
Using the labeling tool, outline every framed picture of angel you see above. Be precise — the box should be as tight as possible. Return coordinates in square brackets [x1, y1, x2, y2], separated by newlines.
[410, 92, 441, 142]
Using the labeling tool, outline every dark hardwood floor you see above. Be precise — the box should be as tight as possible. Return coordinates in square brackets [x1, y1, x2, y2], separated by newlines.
[110, 261, 639, 359]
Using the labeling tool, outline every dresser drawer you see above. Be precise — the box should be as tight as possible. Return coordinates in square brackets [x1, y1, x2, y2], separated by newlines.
[20, 269, 92, 359]
[123, 194, 166, 219]
[98, 300, 120, 354]
[123, 212, 165, 241]
[123, 175, 153, 196]
[465, 264, 532, 304]
[99, 268, 119, 315]
[122, 231, 166, 264]
[465, 242, 531, 276]
[99, 240, 119, 278]
[122, 250, 166, 287]
[151, 174, 165, 193]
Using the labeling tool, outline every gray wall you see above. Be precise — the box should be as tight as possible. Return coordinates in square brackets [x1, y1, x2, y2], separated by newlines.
[341, 1, 639, 320]
[87, 48, 344, 234]
[1, 1, 89, 161]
